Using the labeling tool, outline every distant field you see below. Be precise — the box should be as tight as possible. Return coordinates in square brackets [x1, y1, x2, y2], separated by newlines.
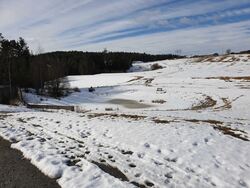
[1, 54, 250, 188]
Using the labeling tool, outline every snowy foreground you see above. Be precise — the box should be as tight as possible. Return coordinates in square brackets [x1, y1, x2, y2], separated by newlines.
[1, 54, 250, 188]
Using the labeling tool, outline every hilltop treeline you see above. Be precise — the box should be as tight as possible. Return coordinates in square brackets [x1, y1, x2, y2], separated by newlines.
[39, 51, 182, 75]
[0, 34, 183, 93]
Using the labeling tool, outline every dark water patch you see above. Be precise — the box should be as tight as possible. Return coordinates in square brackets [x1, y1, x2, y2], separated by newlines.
[108, 99, 153, 109]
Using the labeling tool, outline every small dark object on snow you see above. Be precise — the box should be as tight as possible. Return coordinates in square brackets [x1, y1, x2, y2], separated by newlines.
[89, 87, 95, 92]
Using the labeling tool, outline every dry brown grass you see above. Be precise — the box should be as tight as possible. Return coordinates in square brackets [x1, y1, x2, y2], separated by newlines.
[152, 99, 166, 104]
[213, 125, 249, 141]
[144, 78, 154, 86]
[127, 76, 144, 83]
[88, 113, 146, 121]
[153, 119, 170, 124]
[214, 98, 232, 110]
[184, 118, 248, 141]
[17, 118, 27, 123]
[151, 63, 163, 70]
[217, 56, 229, 62]
[204, 76, 250, 82]
[193, 55, 243, 63]
[0, 114, 12, 120]
[191, 96, 217, 110]
[185, 119, 223, 125]
[193, 57, 204, 63]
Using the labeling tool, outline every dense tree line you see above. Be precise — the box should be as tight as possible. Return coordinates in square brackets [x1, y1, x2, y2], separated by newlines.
[39, 50, 183, 75]
[0, 34, 184, 100]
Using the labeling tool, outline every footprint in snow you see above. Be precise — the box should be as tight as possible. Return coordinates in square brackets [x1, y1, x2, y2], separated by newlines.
[165, 172, 173, 179]
[80, 131, 90, 138]
[144, 143, 150, 148]
[153, 159, 163, 166]
[185, 167, 195, 173]
[239, 179, 247, 187]
[144, 180, 154, 187]
[129, 163, 136, 168]
[204, 138, 209, 143]
[192, 142, 198, 146]
[137, 152, 145, 159]
[134, 173, 141, 178]
[165, 157, 178, 163]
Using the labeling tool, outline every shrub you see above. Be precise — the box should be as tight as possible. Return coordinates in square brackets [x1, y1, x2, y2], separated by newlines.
[45, 78, 70, 98]
[73, 87, 81, 92]
[151, 63, 163, 70]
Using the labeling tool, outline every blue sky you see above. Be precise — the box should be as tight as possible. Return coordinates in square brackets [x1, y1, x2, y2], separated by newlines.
[0, 0, 250, 55]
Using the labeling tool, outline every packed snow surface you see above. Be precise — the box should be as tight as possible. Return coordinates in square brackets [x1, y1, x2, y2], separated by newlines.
[1, 54, 250, 188]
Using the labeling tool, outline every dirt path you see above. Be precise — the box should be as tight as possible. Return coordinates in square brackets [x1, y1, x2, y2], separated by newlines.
[0, 137, 60, 188]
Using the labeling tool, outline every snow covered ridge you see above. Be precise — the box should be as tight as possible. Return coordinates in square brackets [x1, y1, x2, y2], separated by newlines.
[0, 54, 250, 188]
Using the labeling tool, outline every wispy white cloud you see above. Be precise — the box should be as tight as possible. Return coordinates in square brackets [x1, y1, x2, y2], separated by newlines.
[76, 20, 250, 55]
[0, 0, 250, 54]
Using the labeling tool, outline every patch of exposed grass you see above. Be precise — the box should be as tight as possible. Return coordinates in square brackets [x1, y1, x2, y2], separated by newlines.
[184, 118, 249, 141]
[151, 63, 163, 70]
[127, 76, 144, 82]
[191, 96, 217, 110]
[152, 99, 166, 104]
[214, 98, 232, 110]
[203, 76, 250, 82]
[88, 113, 146, 121]
[185, 119, 223, 125]
[17, 118, 27, 123]
[144, 78, 154, 86]
[153, 119, 170, 124]
[0, 114, 12, 120]
[213, 125, 249, 141]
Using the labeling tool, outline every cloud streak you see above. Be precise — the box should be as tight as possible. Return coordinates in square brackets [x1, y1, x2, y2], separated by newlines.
[0, 0, 250, 54]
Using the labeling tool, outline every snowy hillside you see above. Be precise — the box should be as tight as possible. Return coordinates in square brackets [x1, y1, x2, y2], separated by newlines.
[1, 54, 250, 188]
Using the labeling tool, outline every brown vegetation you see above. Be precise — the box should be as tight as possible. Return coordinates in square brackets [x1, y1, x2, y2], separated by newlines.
[151, 63, 163, 70]
[204, 76, 250, 82]
[153, 119, 171, 124]
[127, 76, 144, 83]
[191, 96, 217, 110]
[144, 78, 154, 86]
[152, 99, 166, 104]
[213, 125, 249, 141]
[184, 118, 248, 141]
[88, 113, 146, 121]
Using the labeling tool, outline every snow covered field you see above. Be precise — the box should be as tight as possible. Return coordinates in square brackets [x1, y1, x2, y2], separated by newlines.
[1, 54, 250, 188]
